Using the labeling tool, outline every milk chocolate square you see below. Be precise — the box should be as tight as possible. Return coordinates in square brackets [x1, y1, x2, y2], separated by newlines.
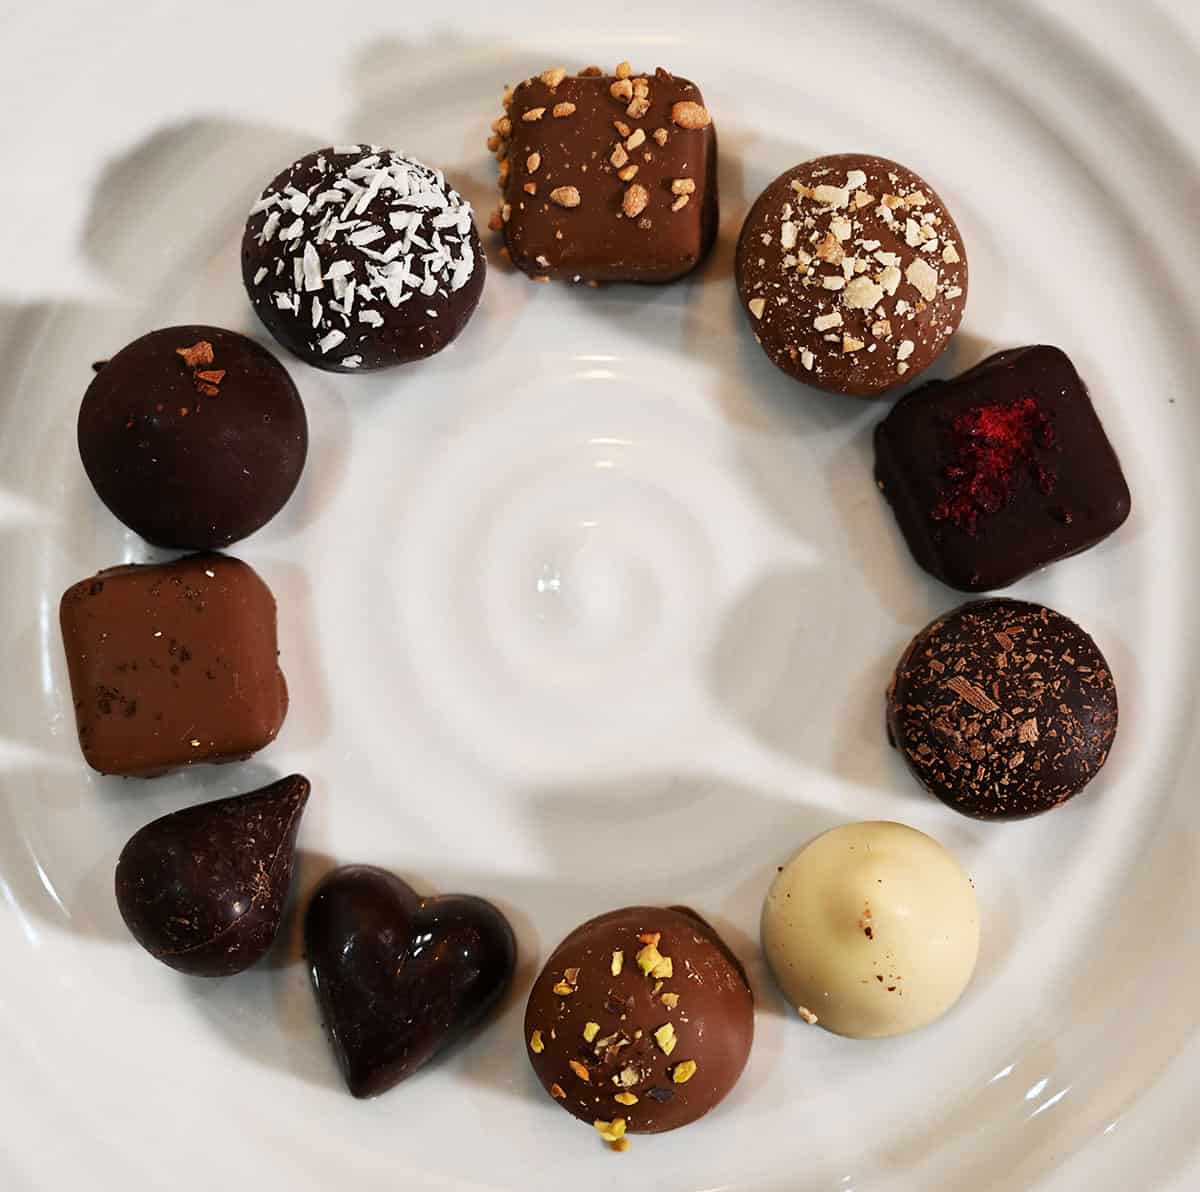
[493, 66, 717, 283]
[874, 345, 1131, 592]
[60, 554, 288, 776]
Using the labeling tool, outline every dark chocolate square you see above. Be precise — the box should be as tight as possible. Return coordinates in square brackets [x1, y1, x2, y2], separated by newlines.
[874, 345, 1131, 592]
[497, 67, 717, 283]
[59, 554, 288, 776]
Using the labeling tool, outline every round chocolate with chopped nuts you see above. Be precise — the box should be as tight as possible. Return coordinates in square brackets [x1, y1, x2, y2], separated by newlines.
[524, 905, 753, 1143]
[78, 325, 307, 549]
[241, 146, 485, 372]
[887, 599, 1118, 819]
[735, 153, 967, 397]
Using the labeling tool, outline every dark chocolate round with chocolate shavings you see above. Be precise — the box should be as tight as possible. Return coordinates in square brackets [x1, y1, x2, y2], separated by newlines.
[886, 598, 1118, 819]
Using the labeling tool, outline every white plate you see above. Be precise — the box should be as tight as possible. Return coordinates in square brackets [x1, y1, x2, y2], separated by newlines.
[2, 1, 1199, 1188]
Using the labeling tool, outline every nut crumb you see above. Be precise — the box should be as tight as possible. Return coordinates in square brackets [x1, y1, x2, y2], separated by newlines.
[521, 107, 546, 122]
[540, 67, 567, 90]
[552, 102, 577, 118]
[550, 1083, 566, 1098]
[610, 78, 634, 102]
[671, 101, 711, 129]
[617, 164, 639, 181]
[625, 96, 651, 119]
[625, 127, 646, 150]
[748, 297, 766, 320]
[525, 151, 541, 173]
[622, 183, 649, 218]
[549, 186, 581, 208]
[672, 1060, 698, 1084]
[615, 60, 632, 79]
[569, 1060, 591, 1082]
[671, 193, 690, 212]
[611, 950, 624, 976]
[670, 177, 695, 195]
[652, 127, 668, 146]
[797, 1006, 819, 1025]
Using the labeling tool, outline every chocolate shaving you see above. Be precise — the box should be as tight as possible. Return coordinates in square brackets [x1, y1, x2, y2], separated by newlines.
[944, 675, 1000, 714]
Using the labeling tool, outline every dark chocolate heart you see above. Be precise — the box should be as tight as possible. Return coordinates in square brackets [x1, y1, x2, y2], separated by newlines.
[115, 774, 310, 976]
[304, 865, 516, 1098]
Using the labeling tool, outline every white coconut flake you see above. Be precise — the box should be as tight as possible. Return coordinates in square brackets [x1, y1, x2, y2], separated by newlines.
[311, 296, 323, 328]
[905, 257, 939, 301]
[250, 194, 277, 215]
[358, 310, 384, 328]
[280, 218, 304, 241]
[897, 340, 915, 361]
[318, 329, 346, 354]
[253, 266, 268, 286]
[260, 211, 281, 243]
[302, 241, 323, 291]
[813, 311, 843, 331]
[341, 355, 363, 368]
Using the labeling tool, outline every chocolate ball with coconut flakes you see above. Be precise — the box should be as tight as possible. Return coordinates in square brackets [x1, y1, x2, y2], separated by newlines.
[736, 154, 967, 398]
[241, 146, 485, 372]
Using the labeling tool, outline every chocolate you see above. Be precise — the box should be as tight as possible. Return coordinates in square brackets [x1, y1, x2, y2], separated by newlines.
[242, 147, 485, 371]
[59, 554, 288, 777]
[115, 775, 309, 976]
[491, 64, 717, 283]
[304, 866, 516, 1098]
[78, 326, 307, 549]
[874, 345, 1131, 591]
[887, 599, 1118, 819]
[735, 154, 967, 397]
[524, 906, 753, 1141]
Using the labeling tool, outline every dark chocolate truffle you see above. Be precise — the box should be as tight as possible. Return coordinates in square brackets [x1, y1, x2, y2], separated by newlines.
[874, 345, 1131, 591]
[887, 599, 1118, 819]
[78, 326, 307, 549]
[305, 866, 516, 1098]
[490, 64, 717, 283]
[524, 906, 753, 1140]
[241, 146, 485, 371]
[115, 774, 309, 976]
[736, 154, 967, 397]
[59, 554, 288, 777]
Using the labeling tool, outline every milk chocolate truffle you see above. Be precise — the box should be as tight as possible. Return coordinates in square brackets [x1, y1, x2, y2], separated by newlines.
[242, 146, 484, 371]
[875, 345, 1131, 591]
[524, 906, 753, 1142]
[305, 866, 516, 1098]
[762, 822, 979, 1038]
[736, 154, 967, 396]
[490, 64, 717, 283]
[887, 599, 1118, 818]
[115, 775, 309, 976]
[59, 554, 288, 777]
[78, 327, 307, 549]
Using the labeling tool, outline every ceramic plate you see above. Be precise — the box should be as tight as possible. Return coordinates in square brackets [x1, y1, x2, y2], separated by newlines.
[2, 1, 1199, 1188]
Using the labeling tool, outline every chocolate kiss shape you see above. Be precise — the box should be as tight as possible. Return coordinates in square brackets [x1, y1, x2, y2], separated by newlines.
[304, 865, 517, 1098]
[115, 774, 310, 976]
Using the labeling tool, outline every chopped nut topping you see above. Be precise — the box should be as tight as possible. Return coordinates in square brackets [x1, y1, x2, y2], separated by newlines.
[610, 78, 634, 102]
[550, 1083, 566, 1099]
[636, 942, 663, 973]
[501, 85, 514, 107]
[671, 101, 711, 129]
[497, 158, 510, 185]
[842, 335, 866, 353]
[526, 151, 541, 173]
[815, 231, 844, 264]
[942, 242, 961, 264]
[612, 1138, 631, 1154]
[613, 119, 632, 137]
[622, 183, 649, 218]
[670, 178, 695, 195]
[486, 134, 501, 153]
[897, 339, 915, 361]
[653, 127, 669, 145]
[614, 1092, 638, 1107]
[854, 190, 876, 209]
[822, 276, 845, 290]
[529, 1030, 545, 1053]
[579, 65, 602, 77]
[490, 115, 511, 136]
[501, 202, 512, 223]
[553, 102, 577, 118]
[905, 257, 938, 301]
[569, 1060, 591, 1082]
[671, 194, 690, 212]
[631, 77, 650, 99]
[540, 67, 567, 90]
[871, 319, 893, 339]
[797, 1006, 819, 1025]
[653, 1024, 678, 1055]
[650, 957, 673, 979]
[563, 967, 580, 986]
[616, 1066, 640, 1087]
[660, 992, 679, 1009]
[615, 60, 632, 79]
[843, 276, 884, 310]
[549, 186, 581, 208]
[611, 950, 624, 976]
[813, 311, 843, 331]
[552, 981, 574, 995]
[522, 107, 546, 122]
[583, 1022, 600, 1043]
[594, 1118, 627, 1143]
[813, 184, 849, 208]
[748, 297, 766, 320]
[672, 1060, 698, 1084]
[625, 96, 651, 119]
[176, 341, 215, 369]
[523, 182, 537, 195]
[625, 128, 646, 150]
[610, 144, 629, 169]
[617, 164, 639, 182]
[638, 933, 661, 947]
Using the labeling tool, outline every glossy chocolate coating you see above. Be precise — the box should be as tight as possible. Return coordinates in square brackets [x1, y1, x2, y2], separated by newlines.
[304, 866, 516, 1098]
[115, 774, 309, 976]
[494, 67, 717, 283]
[242, 147, 485, 371]
[874, 345, 1131, 591]
[524, 905, 753, 1135]
[887, 599, 1118, 819]
[736, 154, 967, 396]
[59, 554, 288, 777]
[78, 326, 307, 549]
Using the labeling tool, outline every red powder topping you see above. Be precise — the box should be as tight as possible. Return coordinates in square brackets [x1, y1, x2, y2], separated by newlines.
[932, 398, 1056, 534]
